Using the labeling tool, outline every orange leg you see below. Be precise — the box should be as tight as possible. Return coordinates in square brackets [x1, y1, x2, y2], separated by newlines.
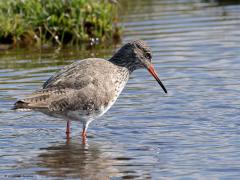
[66, 120, 70, 139]
[81, 128, 87, 137]
[81, 123, 89, 143]
[81, 128, 86, 144]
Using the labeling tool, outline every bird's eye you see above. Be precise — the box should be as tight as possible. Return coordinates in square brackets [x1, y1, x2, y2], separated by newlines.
[145, 52, 152, 60]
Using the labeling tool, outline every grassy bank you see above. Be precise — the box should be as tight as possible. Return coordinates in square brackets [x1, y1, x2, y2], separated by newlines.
[0, 0, 120, 48]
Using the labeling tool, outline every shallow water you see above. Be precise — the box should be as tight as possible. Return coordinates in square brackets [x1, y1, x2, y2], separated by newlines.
[1, 0, 240, 179]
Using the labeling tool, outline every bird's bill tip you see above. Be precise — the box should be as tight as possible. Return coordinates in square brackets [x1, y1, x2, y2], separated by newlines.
[147, 65, 167, 94]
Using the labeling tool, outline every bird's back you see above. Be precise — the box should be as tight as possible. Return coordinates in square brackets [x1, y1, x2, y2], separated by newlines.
[44, 58, 118, 89]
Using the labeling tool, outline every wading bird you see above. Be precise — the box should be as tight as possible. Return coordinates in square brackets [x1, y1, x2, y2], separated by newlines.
[13, 40, 167, 141]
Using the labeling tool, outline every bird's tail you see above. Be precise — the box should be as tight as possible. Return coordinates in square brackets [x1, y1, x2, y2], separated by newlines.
[12, 100, 30, 110]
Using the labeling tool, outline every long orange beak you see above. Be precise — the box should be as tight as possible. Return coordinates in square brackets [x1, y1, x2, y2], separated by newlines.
[147, 65, 167, 94]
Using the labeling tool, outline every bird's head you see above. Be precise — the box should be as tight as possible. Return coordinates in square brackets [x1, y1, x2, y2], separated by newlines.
[111, 40, 167, 94]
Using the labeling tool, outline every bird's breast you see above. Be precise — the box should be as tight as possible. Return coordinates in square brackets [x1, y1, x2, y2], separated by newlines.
[98, 72, 129, 117]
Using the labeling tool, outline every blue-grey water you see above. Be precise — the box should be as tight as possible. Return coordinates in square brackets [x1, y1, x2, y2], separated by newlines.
[0, 0, 240, 179]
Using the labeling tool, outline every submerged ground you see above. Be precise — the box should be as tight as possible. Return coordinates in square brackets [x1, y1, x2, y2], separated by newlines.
[0, 0, 240, 179]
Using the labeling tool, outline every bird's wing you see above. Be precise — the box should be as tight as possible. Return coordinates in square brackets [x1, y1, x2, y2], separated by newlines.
[14, 84, 110, 113]
[43, 58, 106, 89]
[14, 58, 118, 112]
[14, 88, 74, 110]
[48, 85, 101, 112]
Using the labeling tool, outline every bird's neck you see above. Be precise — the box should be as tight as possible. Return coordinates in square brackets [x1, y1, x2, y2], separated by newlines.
[109, 53, 136, 73]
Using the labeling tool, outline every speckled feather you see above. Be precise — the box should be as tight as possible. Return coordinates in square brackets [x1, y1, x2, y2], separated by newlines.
[19, 59, 129, 114]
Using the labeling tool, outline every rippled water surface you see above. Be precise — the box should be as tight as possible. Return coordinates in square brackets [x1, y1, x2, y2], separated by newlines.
[1, 0, 240, 179]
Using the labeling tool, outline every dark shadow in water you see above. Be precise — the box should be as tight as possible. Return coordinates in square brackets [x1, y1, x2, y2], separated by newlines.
[35, 139, 129, 179]
[203, 0, 240, 6]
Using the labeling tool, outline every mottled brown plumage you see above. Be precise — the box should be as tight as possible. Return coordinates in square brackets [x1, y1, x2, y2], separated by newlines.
[13, 40, 167, 140]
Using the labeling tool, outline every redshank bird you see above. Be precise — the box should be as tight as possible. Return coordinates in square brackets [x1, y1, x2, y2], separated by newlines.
[13, 40, 167, 141]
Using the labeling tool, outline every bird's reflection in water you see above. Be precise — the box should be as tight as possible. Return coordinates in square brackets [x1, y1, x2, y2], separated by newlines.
[36, 139, 122, 179]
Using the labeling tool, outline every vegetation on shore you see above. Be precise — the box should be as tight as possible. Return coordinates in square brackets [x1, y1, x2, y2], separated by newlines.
[0, 0, 120, 48]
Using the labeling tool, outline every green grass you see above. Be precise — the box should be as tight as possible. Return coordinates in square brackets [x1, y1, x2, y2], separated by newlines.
[0, 0, 120, 47]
